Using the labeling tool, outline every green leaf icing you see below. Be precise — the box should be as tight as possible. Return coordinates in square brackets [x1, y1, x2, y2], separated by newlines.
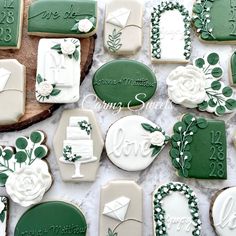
[153, 182, 201, 236]
[0, 131, 49, 186]
[63, 146, 81, 162]
[107, 29, 122, 53]
[107, 228, 118, 236]
[170, 114, 227, 179]
[78, 120, 92, 135]
[151, 2, 191, 60]
[0, 197, 7, 224]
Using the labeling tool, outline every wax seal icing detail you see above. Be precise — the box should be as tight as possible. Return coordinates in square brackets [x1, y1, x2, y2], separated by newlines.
[0, 0, 24, 49]
[105, 0, 143, 55]
[151, 1, 191, 63]
[53, 109, 104, 182]
[153, 182, 201, 236]
[14, 201, 87, 236]
[36, 38, 81, 103]
[100, 181, 143, 236]
[28, 0, 97, 37]
[0, 130, 52, 207]
[170, 114, 227, 179]
[211, 187, 236, 236]
[93, 60, 157, 108]
[105, 115, 169, 171]
[0, 197, 8, 236]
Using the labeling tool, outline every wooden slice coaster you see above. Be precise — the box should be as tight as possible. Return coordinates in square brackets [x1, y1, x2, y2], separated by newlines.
[0, 0, 96, 132]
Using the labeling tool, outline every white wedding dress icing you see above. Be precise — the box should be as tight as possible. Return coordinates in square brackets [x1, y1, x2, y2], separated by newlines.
[212, 187, 236, 235]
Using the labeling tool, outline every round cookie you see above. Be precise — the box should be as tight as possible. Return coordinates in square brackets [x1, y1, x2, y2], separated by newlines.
[211, 187, 236, 236]
[14, 201, 87, 236]
[105, 115, 169, 171]
[93, 60, 157, 108]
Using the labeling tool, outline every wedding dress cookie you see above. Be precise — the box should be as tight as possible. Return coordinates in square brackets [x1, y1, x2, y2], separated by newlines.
[105, 115, 169, 171]
[0, 131, 52, 207]
[100, 181, 142, 236]
[104, 0, 143, 55]
[53, 109, 104, 182]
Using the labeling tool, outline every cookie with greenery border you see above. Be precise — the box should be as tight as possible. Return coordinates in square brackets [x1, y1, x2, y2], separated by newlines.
[170, 113, 227, 179]
[153, 182, 201, 236]
[151, 1, 191, 61]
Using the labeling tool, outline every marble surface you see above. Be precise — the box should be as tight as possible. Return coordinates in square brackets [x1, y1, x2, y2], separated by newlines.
[1, 0, 236, 235]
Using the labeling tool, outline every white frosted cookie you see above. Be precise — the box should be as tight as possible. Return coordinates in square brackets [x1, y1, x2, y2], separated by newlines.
[211, 187, 236, 236]
[0, 59, 26, 125]
[35, 38, 81, 103]
[53, 109, 104, 182]
[105, 115, 169, 171]
[100, 181, 142, 236]
[104, 0, 143, 55]
[150, 2, 191, 63]
[153, 182, 201, 236]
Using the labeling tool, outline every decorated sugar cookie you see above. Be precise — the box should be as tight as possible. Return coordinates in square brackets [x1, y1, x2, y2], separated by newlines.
[53, 109, 104, 182]
[151, 2, 191, 63]
[28, 0, 97, 37]
[153, 182, 201, 236]
[93, 60, 157, 108]
[104, 0, 143, 55]
[0, 131, 52, 207]
[105, 115, 169, 171]
[170, 113, 227, 179]
[36, 38, 81, 103]
[14, 201, 87, 236]
[211, 187, 236, 236]
[100, 181, 142, 236]
[193, 0, 236, 43]
[167, 52, 236, 116]
[0, 0, 24, 49]
[0, 197, 8, 236]
[0, 59, 26, 125]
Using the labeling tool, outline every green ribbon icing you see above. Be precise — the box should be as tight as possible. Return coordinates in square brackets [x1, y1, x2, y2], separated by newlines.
[92, 59, 157, 107]
[231, 51, 236, 84]
[14, 201, 87, 236]
[28, 0, 97, 36]
[0, 0, 22, 47]
[170, 113, 227, 179]
[193, 0, 236, 41]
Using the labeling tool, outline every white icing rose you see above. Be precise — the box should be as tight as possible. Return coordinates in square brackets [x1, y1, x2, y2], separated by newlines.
[5, 159, 52, 207]
[150, 131, 166, 146]
[0, 201, 5, 214]
[37, 81, 53, 97]
[60, 41, 76, 55]
[166, 65, 207, 108]
[78, 19, 93, 33]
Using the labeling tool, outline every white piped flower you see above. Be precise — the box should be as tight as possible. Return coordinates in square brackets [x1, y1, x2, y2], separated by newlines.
[60, 41, 76, 55]
[37, 81, 53, 97]
[150, 131, 166, 146]
[78, 19, 93, 33]
[0, 201, 5, 214]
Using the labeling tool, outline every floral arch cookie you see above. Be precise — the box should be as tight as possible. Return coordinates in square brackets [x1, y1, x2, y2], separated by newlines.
[193, 0, 236, 43]
[153, 182, 201, 236]
[167, 52, 236, 116]
[170, 113, 227, 179]
[105, 115, 169, 171]
[0, 130, 52, 207]
[211, 187, 236, 236]
[151, 2, 191, 63]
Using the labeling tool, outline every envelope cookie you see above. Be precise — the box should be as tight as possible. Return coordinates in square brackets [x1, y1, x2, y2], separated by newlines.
[0, 131, 52, 207]
[53, 109, 104, 182]
[104, 0, 143, 55]
[211, 187, 236, 236]
[28, 0, 97, 37]
[0, 59, 26, 125]
[193, 0, 236, 43]
[105, 115, 169, 171]
[0, 197, 8, 236]
[100, 181, 142, 236]
[36, 38, 81, 103]
[153, 182, 201, 236]
[151, 2, 191, 63]
[170, 114, 227, 179]
[0, 0, 24, 49]
[15, 201, 87, 236]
